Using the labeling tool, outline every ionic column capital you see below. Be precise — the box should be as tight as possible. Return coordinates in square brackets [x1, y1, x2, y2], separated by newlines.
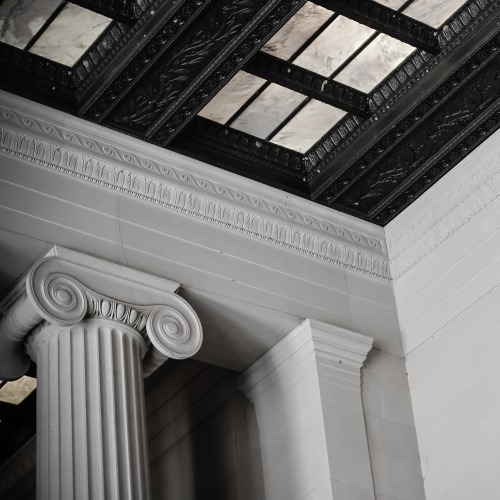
[0, 249, 202, 379]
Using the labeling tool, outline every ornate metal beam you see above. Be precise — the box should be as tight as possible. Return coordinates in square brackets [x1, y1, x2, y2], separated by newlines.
[174, 117, 309, 196]
[95, 0, 307, 145]
[70, 0, 143, 23]
[244, 51, 371, 117]
[312, 0, 440, 55]
[0, 43, 77, 113]
[80, 0, 214, 119]
[314, 32, 500, 225]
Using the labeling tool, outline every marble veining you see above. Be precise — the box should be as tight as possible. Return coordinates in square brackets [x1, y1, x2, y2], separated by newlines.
[293, 16, 375, 77]
[0, 376, 37, 404]
[403, 0, 469, 28]
[271, 100, 345, 153]
[0, 0, 60, 49]
[198, 71, 265, 124]
[29, 3, 111, 66]
[334, 33, 415, 93]
[262, 2, 332, 61]
[230, 83, 307, 139]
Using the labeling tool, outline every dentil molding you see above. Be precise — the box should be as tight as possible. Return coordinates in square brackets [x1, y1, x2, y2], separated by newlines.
[0, 91, 390, 280]
[0, 248, 202, 380]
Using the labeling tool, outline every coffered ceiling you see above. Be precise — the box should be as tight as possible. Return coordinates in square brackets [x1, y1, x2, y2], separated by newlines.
[1, 0, 499, 227]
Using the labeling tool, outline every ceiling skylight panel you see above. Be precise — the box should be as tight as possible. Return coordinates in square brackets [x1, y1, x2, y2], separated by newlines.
[230, 84, 307, 139]
[0, 0, 61, 49]
[0, 376, 37, 405]
[293, 16, 375, 77]
[334, 33, 414, 93]
[198, 71, 266, 125]
[262, 2, 333, 61]
[29, 3, 111, 66]
[403, 0, 469, 28]
[270, 100, 345, 153]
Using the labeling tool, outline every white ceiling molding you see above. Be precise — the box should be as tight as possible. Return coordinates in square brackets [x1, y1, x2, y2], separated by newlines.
[386, 128, 500, 281]
[0, 91, 390, 280]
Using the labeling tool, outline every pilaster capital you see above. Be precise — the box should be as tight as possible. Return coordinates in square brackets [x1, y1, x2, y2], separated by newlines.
[239, 318, 373, 400]
[0, 248, 202, 379]
[308, 319, 374, 371]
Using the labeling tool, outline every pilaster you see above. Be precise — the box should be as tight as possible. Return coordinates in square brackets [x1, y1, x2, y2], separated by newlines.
[239, 319, 373, 500]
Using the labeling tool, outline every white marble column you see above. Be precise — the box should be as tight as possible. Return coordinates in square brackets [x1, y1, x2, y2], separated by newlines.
[0, 249, 203, 500]
[239, 319, 374, 500]
[29, 319, 150, 500]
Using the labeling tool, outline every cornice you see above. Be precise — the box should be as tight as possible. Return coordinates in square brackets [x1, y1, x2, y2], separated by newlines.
[309, 319, 373, 369]
[386, 127, 500, 280]
[0, 91, 390, 280]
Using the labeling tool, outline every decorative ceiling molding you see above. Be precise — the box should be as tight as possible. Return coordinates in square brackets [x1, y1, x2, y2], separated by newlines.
[80, 0, 216, 117]
[306, 0, 497, 177]
[73, 0, 158, 96]
[97, 0, 308, 143]
[243, 52, 371, 116]
[70, 0, 143, 23]
[0, 92, 390, 280]
[1, 0, 498, 229]
[0, 44, 77, 112]
[315, 25, 500, 224]
[3, 98, 500, 283]
[385, 126, 500, 280]
[175, 117, 309, 196]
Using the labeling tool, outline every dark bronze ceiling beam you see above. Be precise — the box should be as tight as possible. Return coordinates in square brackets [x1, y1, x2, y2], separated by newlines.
[70, 0, 143, 23]
[312, 32, 500, 225]
[174, 117, 310, 196]
[312, 0, 440, 55]
[81, 0, 214, 120]
[0, 43, 77, 113]
[99, 0, 308, 146]
[244, 51, 371, 117]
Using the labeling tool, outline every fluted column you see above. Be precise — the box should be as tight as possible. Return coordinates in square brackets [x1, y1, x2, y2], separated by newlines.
[29, 320, 150, 500]
[0, 249, 203, 500]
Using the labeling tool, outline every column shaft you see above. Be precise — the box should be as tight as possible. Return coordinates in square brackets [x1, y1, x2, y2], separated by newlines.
[33, 319, 151, 500]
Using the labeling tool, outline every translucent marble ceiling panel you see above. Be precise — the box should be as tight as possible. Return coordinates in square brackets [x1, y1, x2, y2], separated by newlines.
[403, 0, 468, 28]
[335, 33, 414, 92]
[231, 84, 307, 139]
[0, 376, 37, 405]
[0, 0, 61, 49]
[262, 2, 332, 60]
[29, 3, 111, 66]
[271, 100, 345, 153]
[294, 16, 375, 77]
[198, 71, 266, 124]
